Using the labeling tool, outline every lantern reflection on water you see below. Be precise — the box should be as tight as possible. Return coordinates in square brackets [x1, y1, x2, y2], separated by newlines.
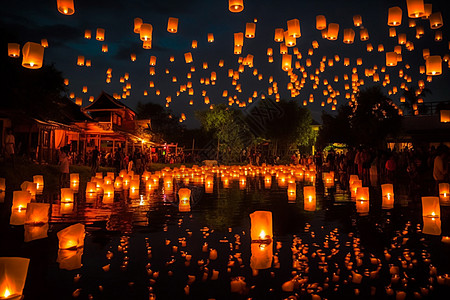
[57, 248, 83, 270]
[0, 257, 30, 300]
[24, 223, 49, 242]
[239, 175, 246, 190]
[129, 179, 140, 199]
[25, 203, 49, 225]
[33, 175, 44, 194]
[287, 183, 296, 201]
[178, 188, 191, 212]
[85, 182, 97, 202]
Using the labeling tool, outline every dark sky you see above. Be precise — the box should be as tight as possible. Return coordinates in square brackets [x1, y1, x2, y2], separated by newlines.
[2, 0, 449, 127]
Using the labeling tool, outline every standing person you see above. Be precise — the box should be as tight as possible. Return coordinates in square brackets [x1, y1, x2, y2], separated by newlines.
[114, 148, 123, 174]
[4, 128, 15, 165]
[59, 146, 70, 187]
[91, 146, 99, 176]
[385, 153, 397, 183]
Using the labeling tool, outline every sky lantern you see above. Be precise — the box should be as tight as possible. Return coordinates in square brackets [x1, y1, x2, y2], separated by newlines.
[388, 7, 402, 26]
[77, 55, 84, 66]
[274, 28, 284, 42]
[191, 40, 197, 48]
[435, 31, 443, 41]
[284, 31, 296, 47]
[8, 43, 20, 57]
[287, 19, 301, 38]
[96, 28, 105, 41]
[422, 3, 432, 18]
[207, 33, 214, 42]
[316, 15, 326, 30]
[57, 0, 74, 15]
[386, 52, 398, 66]
[327, 23, 339, 40]
[353, 15, 362, 26]
[134, 17, 143, 33]
[429, 12, 443, 29]
[398, 33, 406, 44]
[140, 23, 152, 41]
[0, 257, 30, 300]
[406, 0, 425, 18]
[101, 44, 108, 52]
[184, 52, 193, 63]
[426, 56, 442, 75]
[40, 39, 48, 48]
[245, 23, 256, 38]
[84, 29, 91, 39]
[130, 53, 136, 61]
[21, 42, 44, 69]
[343, 28, 355, 44]
[167, 17, 178, 33]
[389, 28, 397, 37]
[143, 39, 152, 49]
[234, 32, 244, 47]
[149, 56, 157, 66]
[360, 28, 369, 41]
[229, 0, 244, 12]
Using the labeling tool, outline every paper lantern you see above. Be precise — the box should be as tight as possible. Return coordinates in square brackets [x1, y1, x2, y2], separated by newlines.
[274, 28, 284, 42]
[440, 110, 450, 123]
[386, 52, 398, 66]
[8, 43, 20, 57]
[57, 248, 83, 270]
[142, 39, 152, 49]
[84, 29, 91, 39]
[426, 56, 442, 75]
[60, 202, 73, 215]
[356, 199, 370, 215]
[284, 31, 296, 47]
[234, 32, 244, 47]
[57, 0, 75, 15]
[114, 176, 123, 191]
[287, 183, 296, 201]
[167, 17, 178, 33]
[407, 0, 425, 18]
[191, 40, 197, 48]
[25, 203, 49, 225]
[429, 12, 443, 29]
[356, 187, 369, 201]
[10, 191, 32, 225]
[327, 23, 339, 40]
[134, 17, 143, 33]
[20, 181, 37, 199]
[184, 52, 193, 64]
[0, 178, 5, 192]
[350, 180, 362, 199]
[353, 15, 362, 27]
[287, 19, 301, 38]
[21, 42, 44, 69]
[101, 44, 108, 52]
[423, 216, 441, 235]
[85, 181, 97, 202]
[381, 184, 394, 209]
[229, 0, 244, 13]
[0, 257, 30, 300]
[316, 15, 326, 30]
[103, 184, 114, 203]
[387, 7, 402, 26]
[439, 183, 450, 206]
[281, 54, 292, 71]
[343, 28, 355, 44]
[250, 211, 272, 243]
[57, 223, 85, 249]
[245, 23, 256, 38]
[129, 179, 140, 199]
[264, 174, 272, 189]
[164, 176, 173, 194]
[303, 186, 316, 211]
[360, 28, 369, 41]
[207, 33, 214, 42]
[422, 196, 440, 218]
[96, 28, 105, 41]
[250, 242, 273, 270]
[178, 188, 191, 212]
[205, 176, 214, 193]
[24, 223, 49, 242]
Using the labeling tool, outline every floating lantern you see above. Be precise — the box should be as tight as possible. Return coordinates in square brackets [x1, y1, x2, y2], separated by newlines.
[343, 28, 355, 44]
[229, 0, 244, 13]
[184, 52, 193, 64]
[274, 28, 284, 42]
[264, 174, 272, 189]
[381, 184, 394, 209]
[10, 191, 32, 225]
[423, 216, 441, 235]
[239, 175, 246, 190]
[422, 196, 440, 218]
[103, 184, 114, 203]
[439, 183, 450, 205]
[134, 17, 143, 33]
[250, 211, 272, 243]
[20, 181, 37, 199]
[250, 242, 273, 270]
[57, 0, 75, 15]
[350, 180, 362, 199]
[303, 186, 316, 211]
[114, 176, 123, 191]
[207, 33, 214, 42]
[101, 44, 108, 52]
[61, 188, 74, 206]
[429, 12, 443, 29]
[85, 182, 97, 202]
[327, 23, 339, 40]
[96, 28, 105, 41]
[22, 42, 44, 69]
[167, 17, 178, 33]
[24, 223, 49, 242]
[316, 15, 326, 30]
[287, 19, 301, 38]
[25, 203, 49, 225]
[60, 202, 73, 215]
[356, 199, 370, 215]
[440, 110, 450, 123]
[129, 179, 140, 199]
[0, 257, 30, 300]
[281, 54, 292, 71]
[205, 176, 214, 193]
[57, 223, 85, 250]
[426, 56, 442, 75]
[178, 188, 191, 212]
[57, 248, 83, 270]
[353, 15, 362, 26]
[84, 29, 91, 39]
[287, 183, 296, 201]
[360, 28, 369, 41]
[388, 7, 402, 26]
[356, 187, 369, 201]
[8, 43, 20, 57]
[164, 176, 173, 194]
[386, 52, 398, 66]
[143, 39, 152, 49]
[245, 23, 256, 38]
[406, 0, 425, 18]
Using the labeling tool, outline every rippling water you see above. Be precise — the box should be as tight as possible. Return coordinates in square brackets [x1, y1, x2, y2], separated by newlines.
[1, 173, 449, 299]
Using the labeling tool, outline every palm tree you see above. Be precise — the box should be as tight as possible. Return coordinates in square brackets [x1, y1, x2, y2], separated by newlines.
[402, 86, 432, 115]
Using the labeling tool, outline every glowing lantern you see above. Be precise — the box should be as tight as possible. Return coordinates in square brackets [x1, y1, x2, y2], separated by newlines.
[205, 176, 214, 193]
[184, 52, 193, 64]
[8, 43, 20, 57]
[287, 183, 296, 201]
[24, 223, 48, 242]
[85, 181, 97, 202]
[422, 196, 440, 218]
[264, 174, 272, 189]
[386, 52, 397, 66]
[274, 28, 284, 42]
[250, 211, 272, 243]
[244, 23, 256, 38]
[142, 39, 152, 49]
[343, 28, 355, 44]
[57, 223, 85, 249]
[0, 178, 5, 192]
[281, 54, 292, 71]
[353, 15, 362, 26]
[440, 110, 450, 123]
[0, 257, 30, 300]
[57, 248, 83, 270]
[129, 179, 140, 199]
[360, 28, 369, 41]
[20, 181, 36, 199]
[33, 175, 44, 194]
[239, 175, 246, 190]
[114, 177, 123, 191]
[167, 17, 178, 33]
[57, 0, 75, 15]
[287, 19, 301, 38]
[61, 188, 74, 205]
[381, 184, 394, 209]
[327, 23, 339, 40]
[10, 191, 32, 225]
[191, 40, 197, 48]
[96, 28, 105, 41]
[303, 186, 316, 211]
[407, 0, 425, 18]
[316, 15, 326, 30]
[178, 188, 191, 212]
[149, 55, 157, 66]
[21, 42, 44, 69]
[134, 17, 143, 33]
[229, 0, 244, 13]
[234, 32, 244, 47]
[350, 179, 362, 199]
[284, 31, 296, 47]
[398, 33, 406, 44]
[207, 33, 214, 42]
[25, 203, 49, 225]
[84, 29, 91, 39]
[356, 199, 369, 215]
[439, 183, 450, 206]
[387, 7, 402, 26]
[426, 56, 442, 75]
[429, 12, 443, 29]
[164, 176, 173, 194]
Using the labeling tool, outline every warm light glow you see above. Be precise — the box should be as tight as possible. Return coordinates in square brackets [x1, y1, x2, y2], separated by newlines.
[3, 288, 11, 298]
[259, 230, 266, 240]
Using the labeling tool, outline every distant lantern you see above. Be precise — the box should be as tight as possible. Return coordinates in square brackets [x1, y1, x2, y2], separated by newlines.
[343, 28, 355, 44]
[435, 31, 443, 41]
[191, 40, 198, 48]
[327, 23, 339, 40]
[77, 55, 84, 66]
[143, 40, 152, 49]
[426, 56, 442, 75]
[274, 28, 284, 42]
[207, 33, 214, 42]
[96, 28, 105, 41]
[40, 39, 48, 48]
[353, 15, 362, 26]
[184, 52, 193, 63]
[245, 23, 256, 38]
[84, 29, 91, 39]
[229, 0, 244, 13]
[389, 28, 397, 37]
[388, 7, 402, 26]
[440, 110, 450, 123]
[75, 97, 82, 106]
[85, 59, 91, 67]
[134, 17, 143, 33]
[140, 23, 153, 41]
[167, 17, 178, 33]
[8, 43, 20, 57]
[281, 54, 292, 71]
[234, 32, 244, 47]
[22, 42, 44, 69]
[360, 28, 369, 41]
[130, 53, 136, 61]
[101, 44, 108, 52]
[287, 19, 301, 38]
[386, 52, 397, 66]
[284, 31, 296, 47]
[82, 86, 87, 93]
[429, 12, 443, 29]
[57, 0, 75, 15]
[406, 0, 425, 18]
[149, 56, 157, 66]
[316, 15, 327, 30]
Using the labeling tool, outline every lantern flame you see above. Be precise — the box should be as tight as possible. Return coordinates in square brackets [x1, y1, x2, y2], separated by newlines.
[259, 230, 266, 240]
[3, 288, 11, 298]
[308, 196, 312, 202]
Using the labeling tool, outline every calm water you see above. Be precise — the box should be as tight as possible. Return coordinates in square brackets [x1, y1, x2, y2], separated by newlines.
[1, 172, 450, 300]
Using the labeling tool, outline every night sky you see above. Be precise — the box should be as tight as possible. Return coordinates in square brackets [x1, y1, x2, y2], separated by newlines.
[2, 0, 450, 127]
